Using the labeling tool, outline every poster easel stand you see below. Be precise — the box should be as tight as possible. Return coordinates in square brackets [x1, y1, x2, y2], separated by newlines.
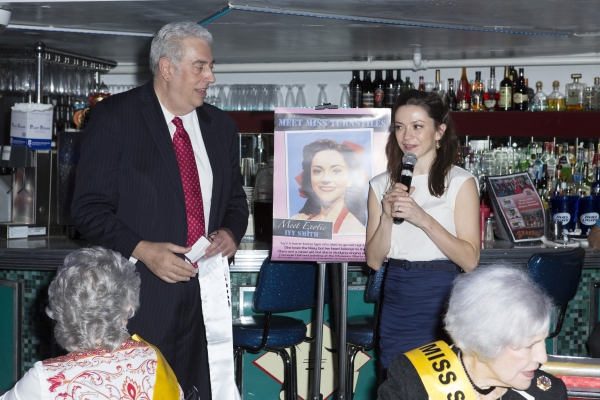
[310, 261, 349, 400]
[272, 105, 390, 399]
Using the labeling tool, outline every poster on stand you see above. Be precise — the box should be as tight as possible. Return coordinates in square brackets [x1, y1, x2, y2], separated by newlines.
[485, 172, 545, 243]
[271, 108, 391, 262]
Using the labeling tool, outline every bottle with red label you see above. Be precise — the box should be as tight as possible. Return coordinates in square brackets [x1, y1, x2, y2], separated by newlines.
[373, 70, 385, 108]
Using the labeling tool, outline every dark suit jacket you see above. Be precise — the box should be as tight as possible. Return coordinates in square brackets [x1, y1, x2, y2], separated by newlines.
[71, 80, 248, 255]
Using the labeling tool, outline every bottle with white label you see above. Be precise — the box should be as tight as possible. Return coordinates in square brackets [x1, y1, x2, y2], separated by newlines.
[566, 73, 586, 111]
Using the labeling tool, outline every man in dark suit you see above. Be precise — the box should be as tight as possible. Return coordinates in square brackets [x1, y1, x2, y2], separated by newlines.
[71, 22, 248, 399]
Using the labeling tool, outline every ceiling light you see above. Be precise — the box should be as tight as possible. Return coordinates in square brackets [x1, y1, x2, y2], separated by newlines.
[7, 24, 153, 37]
[211, 4, 571, 38]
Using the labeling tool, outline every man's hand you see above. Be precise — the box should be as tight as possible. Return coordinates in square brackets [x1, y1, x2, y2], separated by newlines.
[132, 240, 197, 283]
[204, 228, 237, 259]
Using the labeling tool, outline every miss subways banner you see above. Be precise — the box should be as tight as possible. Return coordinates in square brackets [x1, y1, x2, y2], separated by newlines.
[272, 108, 391, 262]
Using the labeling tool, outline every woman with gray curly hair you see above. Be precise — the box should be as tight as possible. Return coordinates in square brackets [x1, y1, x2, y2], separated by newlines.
[0, 247, 183, 400]
[378, 264, 568, 400]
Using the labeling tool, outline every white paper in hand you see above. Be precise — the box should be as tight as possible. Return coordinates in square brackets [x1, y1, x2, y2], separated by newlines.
[184, 236, 211, 265]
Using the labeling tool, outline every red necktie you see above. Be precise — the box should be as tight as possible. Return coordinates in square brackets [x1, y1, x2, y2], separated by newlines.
[172, 117, 206, 246]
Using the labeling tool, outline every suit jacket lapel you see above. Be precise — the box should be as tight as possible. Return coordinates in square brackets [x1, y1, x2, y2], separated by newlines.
[139, 82, 186, 206]
[197, 106, 221, 232]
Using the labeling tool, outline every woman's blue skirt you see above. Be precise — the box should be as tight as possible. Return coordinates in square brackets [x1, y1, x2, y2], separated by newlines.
[378, 265, 459, 369]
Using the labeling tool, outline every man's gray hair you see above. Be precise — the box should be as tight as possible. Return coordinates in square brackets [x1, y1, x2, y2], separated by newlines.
[46, 247, 141, 353]
[444, 264, 553, 361]
[149, 21, 213, 75]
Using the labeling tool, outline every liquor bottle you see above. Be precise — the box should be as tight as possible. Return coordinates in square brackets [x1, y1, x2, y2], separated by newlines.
[499, 66, 513, 111]
[530, 81, 547, 111]
[349, 70, 362, 108]
[531, 150, 544, 182]
[591, 160, 600, 195]
[433, 69, 445, 101]
[564, 145, 576, 183]
[456, 68, 471, 111]
[584, 87, 594, 111]
[395, 69, 404, 98]
[538, 164, 548, 196]
[521, 146, 531, 173]
[384, 70, 396, 108]
[580, 162, 592, 196]
[418, 76, 426, 91]
[403, 76, 414, 92]
[446, 79, 457, 111]
[593, 77, 600, 111]
[509, 66, 518, 86]
[544, 142, 558, 190]
[373, 70, 385, 108]
[589, 143, 596, 180]
[362, 70, 374, 108]
[566, 74, 586, 111]
[513, 68, 528, 111]
[471, 71, 484, 111]
[572, 149, 584, 189]
[483, 67, 499, 111]
[547, 80, 566, 111]
[525, 79, 535, 107]
[558, 143, 568, 176]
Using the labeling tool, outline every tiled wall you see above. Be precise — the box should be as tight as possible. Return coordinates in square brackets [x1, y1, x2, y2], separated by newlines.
[0, 269, 57, 374]
[555, 269, 600, 356]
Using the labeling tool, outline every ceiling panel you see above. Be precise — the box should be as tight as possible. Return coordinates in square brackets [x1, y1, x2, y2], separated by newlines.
[0, 0, 597, 68]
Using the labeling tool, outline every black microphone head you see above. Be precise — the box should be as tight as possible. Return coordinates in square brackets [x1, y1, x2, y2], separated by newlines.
[402, 152, 418, 166]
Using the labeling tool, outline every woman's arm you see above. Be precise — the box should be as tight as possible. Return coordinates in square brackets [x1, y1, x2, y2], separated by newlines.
[391, 177, 480, 272]
[365, 185, 394, 270]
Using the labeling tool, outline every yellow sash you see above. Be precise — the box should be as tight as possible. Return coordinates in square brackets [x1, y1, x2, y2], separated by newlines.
[404, 341, 478, 400]
[132, 334, 181, 399]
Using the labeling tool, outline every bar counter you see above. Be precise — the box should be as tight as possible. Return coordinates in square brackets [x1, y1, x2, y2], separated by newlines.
[1, 237, 593, 271]
[1, 237, 599, 388]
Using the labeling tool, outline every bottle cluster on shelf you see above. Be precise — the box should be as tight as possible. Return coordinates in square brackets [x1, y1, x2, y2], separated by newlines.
[349, 68, 600, 112]
[458, 139, 600, 202]
[466, 67, 599, 112]
[349, 69, 433, 109]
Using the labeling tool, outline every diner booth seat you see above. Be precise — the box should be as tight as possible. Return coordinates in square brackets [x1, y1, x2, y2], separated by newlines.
[527, 247, 586, 339]
[232, 257, 328, 400]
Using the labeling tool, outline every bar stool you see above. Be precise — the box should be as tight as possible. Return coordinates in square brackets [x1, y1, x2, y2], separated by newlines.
[345, 264, 386, 399]
[232, 257, 328, 400]
[527, 247, 585, 338]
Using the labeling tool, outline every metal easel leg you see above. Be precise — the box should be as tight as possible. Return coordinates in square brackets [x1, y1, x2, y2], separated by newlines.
[337, 262, 348, 400]
[310, 262, 327, 400]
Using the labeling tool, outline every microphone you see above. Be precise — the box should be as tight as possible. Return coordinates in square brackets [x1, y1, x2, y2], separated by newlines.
[393, 152, 418, 225]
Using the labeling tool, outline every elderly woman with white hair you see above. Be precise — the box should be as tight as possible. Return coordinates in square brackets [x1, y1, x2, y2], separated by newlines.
[0, 247, 184, 400]
[378, 264, 568, 400]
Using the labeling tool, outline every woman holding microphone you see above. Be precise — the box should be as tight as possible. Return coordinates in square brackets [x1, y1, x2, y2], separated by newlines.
[365, 90, 480, 371]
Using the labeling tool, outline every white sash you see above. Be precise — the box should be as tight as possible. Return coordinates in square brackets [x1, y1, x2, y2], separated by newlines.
[196, 252, 241, 400]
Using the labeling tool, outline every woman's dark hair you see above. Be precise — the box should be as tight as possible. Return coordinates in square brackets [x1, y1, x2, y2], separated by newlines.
[299, 139, 367, 225]
[385, 89, 459, 197]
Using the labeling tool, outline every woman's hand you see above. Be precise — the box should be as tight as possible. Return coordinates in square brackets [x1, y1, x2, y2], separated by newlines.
[382, 183, 426, 226]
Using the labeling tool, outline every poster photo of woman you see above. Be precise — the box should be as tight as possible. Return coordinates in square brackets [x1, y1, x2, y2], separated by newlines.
[285, 129, 373, 236]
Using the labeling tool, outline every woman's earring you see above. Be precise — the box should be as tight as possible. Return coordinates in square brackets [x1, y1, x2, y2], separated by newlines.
[436, 140, 441, 150]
